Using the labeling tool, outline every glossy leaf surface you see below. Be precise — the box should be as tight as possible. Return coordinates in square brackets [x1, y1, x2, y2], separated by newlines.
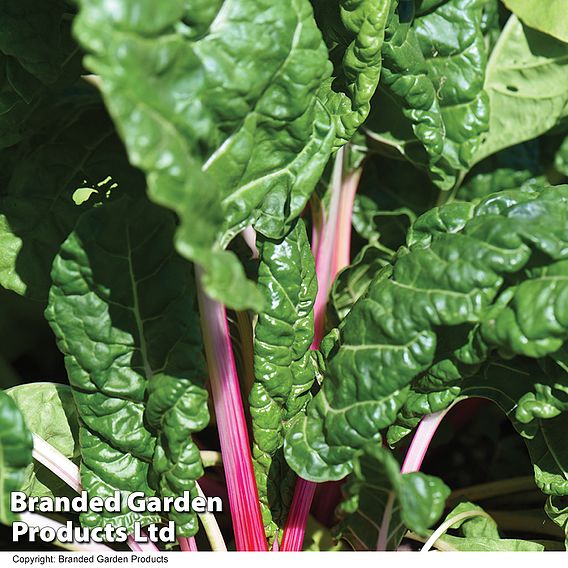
[250, 220, 317, 538]
[46, 196, 209, 536]
[0, 389, 32, 525]
[285, 185, 568, 482]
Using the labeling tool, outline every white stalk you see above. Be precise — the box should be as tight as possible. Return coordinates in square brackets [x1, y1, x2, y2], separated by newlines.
[19, 512, 114, 552]
[32, 432, 225, 552]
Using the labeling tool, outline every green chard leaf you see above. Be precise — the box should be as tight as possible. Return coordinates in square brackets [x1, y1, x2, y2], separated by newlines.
[0, 389, 33, 525]
[330, 245, 391, 325]
[365, 0, 449, 188]
[7, 383, 79, 500]
[458, 140, 544, 201]
[461, 360, 568, 545]
[73, 0, 391, 310]
[417, 501, 545, 551]
[335, 444, 449, 550]
[0, 106, 140, 302]
[46, 196, 209, 537]
[311, 0, 392, 148]
[250, 220, 317, 539]
[413, 0, 490, 175]
[366, 0, 490, 189]
[285, 185, 568, 482]
[474, 16, 568, 164]
[502, 0, 568, 44]
[0, 0, 83, 149]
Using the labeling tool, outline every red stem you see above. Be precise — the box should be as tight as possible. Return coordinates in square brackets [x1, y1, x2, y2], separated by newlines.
[282, 148, 361, 551]
[179, 537, 198, 552]
[280, 479, 318, 551]
[196, 268, 267, 551]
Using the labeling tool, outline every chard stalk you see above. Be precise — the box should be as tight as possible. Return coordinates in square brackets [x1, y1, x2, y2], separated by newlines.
[19, 513, 114, 552]
[311, 146, 362, 346]
[31, 433, 159, 552]
[375, 493, 396, 551]
[311, 147, 345, 347]
[241, 225, 259, 259]
[196, 267, 267, 551]
[33, 433, 225, 551]
[375, 405, 455, 551]
[401, 409, 451, 474]
[280, 479, 317, 551]
[179, 537, 198, 551]
[283, 147, 361, 551]
[420, 510, 492, 552]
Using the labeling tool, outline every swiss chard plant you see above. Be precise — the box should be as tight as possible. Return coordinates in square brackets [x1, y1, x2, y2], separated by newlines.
[1, 0, 568, 553]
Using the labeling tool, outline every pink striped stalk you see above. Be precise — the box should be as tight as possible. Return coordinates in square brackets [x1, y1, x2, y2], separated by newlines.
[401, 407, 453, 474]
[195, 267, 268, 551]
[179, 537, 198, 551]
[282, 148, 362, 551]
[331, 169, 362, 281]
[280, 478, 317, 551]
[128, 532, 161, 553]
[375, 406, 454, 550]
[311, 148, 345, 348]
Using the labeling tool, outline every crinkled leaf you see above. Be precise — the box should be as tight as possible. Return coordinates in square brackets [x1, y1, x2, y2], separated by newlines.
[474, 16, 568, 164]
[0, 106, 139, 301]
[0, 0, 83, 148]
[73, 0, 392, 310]
[502, 0, 568, 44]
[0, 389, 33, 525]
[366, 0, 450, 188]
[366, 0, 489, 188]
[46, 196, 209, 537]
[311, 0, 392, 149]
[7, 383, 79, 500]
[334, 444, 449, 550]
[250, 220, 317, 539]
[330, 245, 391, 324]
[461, 359, 568, 544]
[413, 0, 490, 174]
[74, 0, 383, 311]
[285, 185, 568, 482]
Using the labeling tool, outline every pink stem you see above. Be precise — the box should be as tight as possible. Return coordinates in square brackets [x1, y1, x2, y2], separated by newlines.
[280, 479, 317, 552]
[127, 532, 160, 553]
[374, 407, 455, 550]
[282, 149, 362, 551]
[332, 169, 362, 278]
[179, 537, 198, 551]
[401, 409, 452, 474]
[311, 149, 345, 348]
[196, 268, 267, 552]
